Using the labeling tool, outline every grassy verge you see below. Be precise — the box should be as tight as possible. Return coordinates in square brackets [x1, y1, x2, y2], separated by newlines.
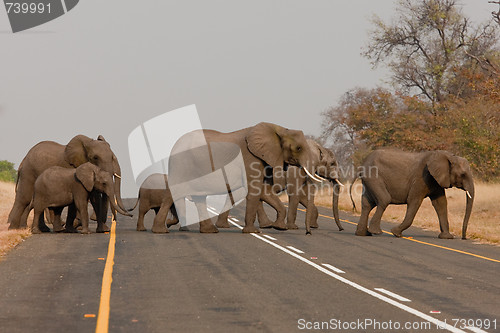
[312, 182, 500, 245]
[0, 181, 30, 259]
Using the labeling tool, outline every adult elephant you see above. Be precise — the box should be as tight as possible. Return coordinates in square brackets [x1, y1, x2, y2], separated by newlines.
[168, 122, 318, 233]
[8, 135, 128, 233]
[256, 139, 344, 234]
[352, 149, 474, 239]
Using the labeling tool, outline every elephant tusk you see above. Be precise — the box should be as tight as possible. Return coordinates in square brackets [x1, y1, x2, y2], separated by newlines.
[466, 190, 472, 199]
[334, 179, 345, 187]
[314, 173, 328, 182]
[114, 173, 121, 179]
[303, 167, 323, 182]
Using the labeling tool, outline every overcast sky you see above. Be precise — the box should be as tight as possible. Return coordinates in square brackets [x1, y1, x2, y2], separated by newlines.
[0, 0, 495, 196]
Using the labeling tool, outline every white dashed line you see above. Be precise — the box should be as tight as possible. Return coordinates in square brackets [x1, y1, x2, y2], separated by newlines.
[374, 288, 412, 302]
[286, 246, 304, 254]
[262, 234, 277, 241]
[321, 263, 345, 274]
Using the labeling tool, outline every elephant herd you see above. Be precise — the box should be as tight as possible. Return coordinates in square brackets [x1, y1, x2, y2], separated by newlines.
[7, 122, 475, 240]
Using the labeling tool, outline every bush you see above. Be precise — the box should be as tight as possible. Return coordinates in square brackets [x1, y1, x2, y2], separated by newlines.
[0, 160, 17, 183]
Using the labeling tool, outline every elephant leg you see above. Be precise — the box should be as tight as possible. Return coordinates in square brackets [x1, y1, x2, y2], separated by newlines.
[64, 204, 78, 233]
[151, 205, 169, 234]
[367, 204, 388, 235]
[31, 208, 43, 234]
[256, 202, 273, 228]
[431, 192, 453, 239]
[261, 191, 287, 231]
[38, 211, 51, 233]
[90, 192, 110, 233]
[286, 193, 300, 230]
[51, 207, 65, 232]
[8, 177, 34, 229]
[76, 200, 91, 234]
[174, 198, 190, 231]
[193, 196, 218, 233]
[136, 201, 148, 231]
[355, 193, 375, 236]
[391, 198, 424, 237]
[242, 195, 260, 233]
[215, 195, 232, 228]
[299, 191, 318, 233]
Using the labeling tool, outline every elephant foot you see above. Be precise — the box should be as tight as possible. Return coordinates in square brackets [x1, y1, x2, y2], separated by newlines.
[80, 228, 91, 234]
[306, 231, 312, 235]
[136, 226, 147, 231]
[272, 221, 288, 231]
[259, 222, 273, 229]
[215, 219, 231, 228]
[286, 223, 299, 230]
[368, 226, 383, 235]
[199, 223, 219, 233]
[39, 223, 51, 233]
[242, 225, 260, 233]
[96, 223, 111, 233]
[390, 227, 402, 238]
[355, 228, 372, 236]
[438, 232, 454, 239]
[31, 228, 42, 234]
[179, 226, 190, 231]
[152, 225, 169, 233]
[310, 224, 319, 229]
[53, 227, 66, 233]
[338, 226, 345, 231]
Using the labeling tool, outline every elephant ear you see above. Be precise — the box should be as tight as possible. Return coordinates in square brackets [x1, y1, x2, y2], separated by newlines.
[246, 122, 284, 168]
[64, 135, 93, 167]
[97, 135, 107, 142]
[246, 122, 286, 188]
[75, 163, 97, 192]
[307, 139, 323, 164]
[427, 151, 451, 188]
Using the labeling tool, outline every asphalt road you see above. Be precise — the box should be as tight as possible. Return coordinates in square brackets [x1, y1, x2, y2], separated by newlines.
[0, 200, 499, 333]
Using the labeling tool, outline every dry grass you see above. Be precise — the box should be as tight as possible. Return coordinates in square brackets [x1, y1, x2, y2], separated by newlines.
[312, 182, 500, 245]
[0, 181, 30, 259]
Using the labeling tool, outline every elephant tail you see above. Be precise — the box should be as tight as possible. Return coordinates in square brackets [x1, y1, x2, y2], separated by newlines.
[349, 175, 359, 212]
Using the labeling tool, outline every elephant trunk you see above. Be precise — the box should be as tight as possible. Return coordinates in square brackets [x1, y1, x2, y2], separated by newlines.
[106, 188, 133, 217]
[332, 182, 343, 231]
[461, 179, 475, 240]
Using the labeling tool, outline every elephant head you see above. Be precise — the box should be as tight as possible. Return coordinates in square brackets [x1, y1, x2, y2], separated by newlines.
[246, 122, 317, 189]
[75, 163, 131, 217]
[64, 135, 128, 213]
[427, 151, 475, 239]
[308, 140, 344, 231]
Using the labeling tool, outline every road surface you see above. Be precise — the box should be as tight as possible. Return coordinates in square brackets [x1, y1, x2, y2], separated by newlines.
[0, 200, 498, 332]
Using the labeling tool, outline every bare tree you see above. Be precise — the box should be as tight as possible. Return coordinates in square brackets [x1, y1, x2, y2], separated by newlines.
[363, 0, 498, 106]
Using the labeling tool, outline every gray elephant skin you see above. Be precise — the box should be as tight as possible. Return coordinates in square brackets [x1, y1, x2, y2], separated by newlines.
[128, 173, 180, 233]
[167, 122, 318, 233]
[351, 149, 474, 239]
[30, 163, 130, 234]
[8, 135, 128, 233]
[257, 139, 344, 234]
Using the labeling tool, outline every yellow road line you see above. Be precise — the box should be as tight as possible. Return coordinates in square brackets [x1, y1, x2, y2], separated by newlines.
[298, 208, 500, 263]
[96, 217, 117, 333]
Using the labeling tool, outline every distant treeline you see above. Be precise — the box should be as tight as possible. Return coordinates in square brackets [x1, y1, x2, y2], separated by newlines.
[321, 0, 500, 181]
[0, 160, 17, 183]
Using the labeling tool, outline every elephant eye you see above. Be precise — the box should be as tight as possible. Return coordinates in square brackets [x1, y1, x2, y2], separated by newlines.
[296, 146, 302, 152]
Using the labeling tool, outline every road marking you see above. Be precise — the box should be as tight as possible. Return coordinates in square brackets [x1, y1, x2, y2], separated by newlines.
[229, 218, 243, 229]
[84, 314, 96, 318]
[95, 217, 117, 333]
[300, 208, 500, 264]
[321, 263, 345, 274]
[374, 288, 411, 302]
[226, 218, 468, 333]
[465, 326, 488, 333]
[286, 246, 304, 254]
[262, 234, 277, 241]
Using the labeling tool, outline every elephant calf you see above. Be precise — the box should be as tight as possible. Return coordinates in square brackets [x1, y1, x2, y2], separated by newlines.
[352, 149, 474, 239]
[129, 173, 180, 233]
[30, 163, 130, 234]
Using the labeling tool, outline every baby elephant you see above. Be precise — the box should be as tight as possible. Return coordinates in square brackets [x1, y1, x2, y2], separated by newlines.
[31, 163, 131, 234]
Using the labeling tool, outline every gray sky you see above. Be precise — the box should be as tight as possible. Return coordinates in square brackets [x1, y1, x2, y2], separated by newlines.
[0, 0, 495, 196]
